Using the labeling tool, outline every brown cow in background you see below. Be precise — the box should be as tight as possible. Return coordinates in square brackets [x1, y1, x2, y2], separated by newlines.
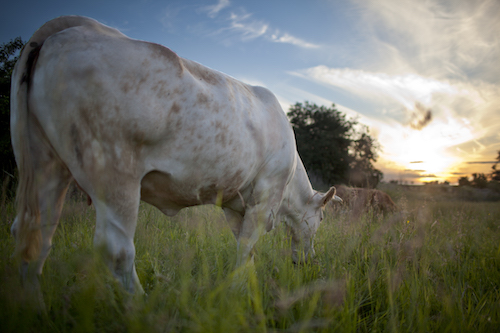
[332, 185, 397, 217]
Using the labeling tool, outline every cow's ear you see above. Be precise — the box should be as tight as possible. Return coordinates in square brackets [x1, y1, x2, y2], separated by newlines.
[320, 186, 342, 207]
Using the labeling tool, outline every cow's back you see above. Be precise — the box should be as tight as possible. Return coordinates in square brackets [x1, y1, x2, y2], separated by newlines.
[29, 21, 296, 212]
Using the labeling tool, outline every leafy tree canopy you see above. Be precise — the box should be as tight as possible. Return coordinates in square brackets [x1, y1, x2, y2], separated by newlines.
[287, 101, 382, 188]
[1, 37, 24, 188]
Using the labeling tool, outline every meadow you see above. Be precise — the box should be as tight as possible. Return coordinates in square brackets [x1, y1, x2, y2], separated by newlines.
[1, 185, 499, 332]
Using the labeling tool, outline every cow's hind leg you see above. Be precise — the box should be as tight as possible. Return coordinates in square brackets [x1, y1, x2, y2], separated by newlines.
[32, 166, 72, 276]
[12, 159, 72, 307]
[91, 182, 144, 294]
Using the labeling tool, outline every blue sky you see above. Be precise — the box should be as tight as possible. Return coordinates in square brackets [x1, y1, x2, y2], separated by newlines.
[2, 0, 499, 184]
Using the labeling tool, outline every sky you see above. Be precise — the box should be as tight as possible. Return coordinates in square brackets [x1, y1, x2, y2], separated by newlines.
[1, 0, 499, 184]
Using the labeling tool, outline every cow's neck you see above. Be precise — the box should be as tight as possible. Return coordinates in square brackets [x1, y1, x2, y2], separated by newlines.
[280, 155, 315, 222]
[293, 156, 315, 201]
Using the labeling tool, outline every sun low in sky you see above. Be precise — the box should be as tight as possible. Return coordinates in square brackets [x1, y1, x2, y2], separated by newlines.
[2, 0, 499, 184]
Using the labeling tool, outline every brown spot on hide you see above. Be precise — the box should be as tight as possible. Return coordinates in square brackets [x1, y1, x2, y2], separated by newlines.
[215, 131, 227, 146]
[170, 103, 181, 114]
[155, 80, 170, 98]
[121, 81, 132, 94]
[196, 92, 209, 105]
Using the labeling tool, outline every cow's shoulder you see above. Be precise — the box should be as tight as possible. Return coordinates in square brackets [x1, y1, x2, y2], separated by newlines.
[180, 58, 225, 86]
[41, 18, 184, 78]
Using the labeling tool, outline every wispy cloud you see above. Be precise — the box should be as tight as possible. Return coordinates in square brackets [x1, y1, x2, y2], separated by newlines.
[200, 2, 320, 49]
[226, 12, 269, 40]
[353, 0, 500, 82]
[270, 31, 321, 49]
[203, 0, 231, 18]
[291, 67, 458, 111]
[160, 5, 184, 33]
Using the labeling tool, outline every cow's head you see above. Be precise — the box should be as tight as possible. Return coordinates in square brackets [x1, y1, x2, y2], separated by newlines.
[290, 186, 342, 264]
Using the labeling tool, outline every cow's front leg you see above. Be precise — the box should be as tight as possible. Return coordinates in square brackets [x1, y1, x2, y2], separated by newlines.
[235, 203, 274, 267]
[92, 183, 144, 294]
[223, 203, 263, 267]
[236, 222, 259, 267]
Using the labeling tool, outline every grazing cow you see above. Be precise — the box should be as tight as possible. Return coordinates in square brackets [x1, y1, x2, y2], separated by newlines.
[333, 185, 397, 216]
[10, 16, 342, 296]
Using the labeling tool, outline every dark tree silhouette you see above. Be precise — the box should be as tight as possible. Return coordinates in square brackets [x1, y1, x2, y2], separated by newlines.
[471, 173, 488, 189]
[492, 151, 500, 182]
[287, 101, 382, 188]
[458, 176, 471, 187]
[1, 37, 24, 190]
[348, 125, 383, 188]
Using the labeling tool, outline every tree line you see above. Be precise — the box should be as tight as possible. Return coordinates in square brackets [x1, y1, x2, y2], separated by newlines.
[0, 37, 382, 196]
[457, 152, 500, 190]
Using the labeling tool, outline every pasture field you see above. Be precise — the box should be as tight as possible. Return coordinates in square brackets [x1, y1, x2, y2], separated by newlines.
[1, 187, 499, 332]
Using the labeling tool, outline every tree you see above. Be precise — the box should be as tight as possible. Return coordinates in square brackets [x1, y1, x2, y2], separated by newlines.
[1, 37, 24, 187]
[288, 102, 352, 186]
[491, 151, 500, 182]
[347, 125, 383, 188]
[458, 177, 470, 186]
[287, 101, 382, 188]
[471, 173, 488, 189]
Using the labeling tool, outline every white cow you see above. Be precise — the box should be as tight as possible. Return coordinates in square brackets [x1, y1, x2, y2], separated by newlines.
[11, 16, 341, 295]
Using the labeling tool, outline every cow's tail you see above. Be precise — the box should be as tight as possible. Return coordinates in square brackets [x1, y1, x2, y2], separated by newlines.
[11, 16, 103, 262]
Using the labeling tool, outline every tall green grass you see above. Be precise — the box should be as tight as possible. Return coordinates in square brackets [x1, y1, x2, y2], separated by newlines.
[1, 192, 499, 332]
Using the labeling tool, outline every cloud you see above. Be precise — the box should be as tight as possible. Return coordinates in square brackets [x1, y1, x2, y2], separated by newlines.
[466, 161, 497, 165]
[290, 66, 469, 132]
[201, 4, 320, 49]
[224, 11, 320, 48]
[291, 67, 458, 110]
[291, 63, 500, 163]
[203, 0, 231, 18]
[342, 0, 500, 148]
[226, 12, 269, 40]
[160, 5, 183, 33]
[353, 0, 500, 81]
[270, 31, 321, 49]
